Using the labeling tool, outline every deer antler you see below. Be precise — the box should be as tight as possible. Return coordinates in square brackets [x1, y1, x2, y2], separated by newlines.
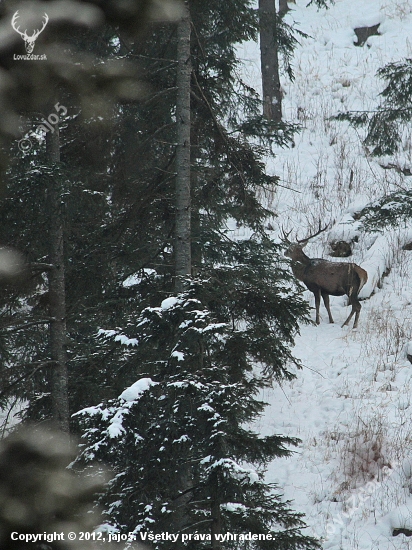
[11, 11, 25, 37]
[296, 221, 329, 245]
[281, 226, 293, 244]
[31, 13, 49, 40]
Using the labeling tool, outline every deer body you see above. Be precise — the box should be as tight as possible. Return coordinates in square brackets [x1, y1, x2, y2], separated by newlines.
[285, 243, 368, 329]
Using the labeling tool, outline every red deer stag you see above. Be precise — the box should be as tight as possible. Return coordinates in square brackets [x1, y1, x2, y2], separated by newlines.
[283, 226, 368, 329]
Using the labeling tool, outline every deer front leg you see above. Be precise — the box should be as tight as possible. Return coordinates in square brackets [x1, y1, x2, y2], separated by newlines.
[321, 291, 334, 323]
[314, 289, 321, 324]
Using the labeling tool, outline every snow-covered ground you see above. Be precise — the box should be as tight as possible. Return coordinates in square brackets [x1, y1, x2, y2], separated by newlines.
[239, 0, 412, 548]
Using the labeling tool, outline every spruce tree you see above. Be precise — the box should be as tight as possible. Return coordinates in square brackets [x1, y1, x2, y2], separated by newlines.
[336, 58, 412, 157]
[75, 280, 318, 549]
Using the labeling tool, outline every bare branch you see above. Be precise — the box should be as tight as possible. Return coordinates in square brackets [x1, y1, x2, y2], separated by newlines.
[0, 361, 56, 401]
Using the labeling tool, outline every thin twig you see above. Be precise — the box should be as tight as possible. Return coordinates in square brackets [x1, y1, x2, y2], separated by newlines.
[0, 361, 56, 401]
[1, 395, 19, 440]
[0, 319, 52, 334]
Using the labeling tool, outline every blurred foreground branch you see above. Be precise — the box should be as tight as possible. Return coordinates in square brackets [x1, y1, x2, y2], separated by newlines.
[0, 0, 182, 167]
[0, 426, 148, 550]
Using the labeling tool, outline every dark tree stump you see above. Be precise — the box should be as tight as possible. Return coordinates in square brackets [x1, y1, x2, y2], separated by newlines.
[354, 23, 380, 46]
[393, 528, 412, 537]
[329, 240, 352, 257]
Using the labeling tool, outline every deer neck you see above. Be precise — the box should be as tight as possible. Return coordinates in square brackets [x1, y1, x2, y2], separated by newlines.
[290, 249, 311, 282]
[294, 248, 311, 264]
[290, 261, 307, 282]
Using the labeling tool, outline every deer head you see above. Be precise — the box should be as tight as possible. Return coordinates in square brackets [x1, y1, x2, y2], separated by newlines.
[282, 223, 328, 261]
[11, 11, 49, 54]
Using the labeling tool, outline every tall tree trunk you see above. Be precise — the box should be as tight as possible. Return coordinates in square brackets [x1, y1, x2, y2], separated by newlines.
[46, 119, 69, 432]
[173, 3, 193, 535]
[259, 0, 282, 121]
[211, 489, 222, 549]
[191, 127, 201, 276]
[174, 0, 192, 293]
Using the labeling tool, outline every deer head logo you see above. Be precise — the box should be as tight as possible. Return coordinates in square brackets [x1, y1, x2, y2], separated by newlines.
[11, 11, 49, 54]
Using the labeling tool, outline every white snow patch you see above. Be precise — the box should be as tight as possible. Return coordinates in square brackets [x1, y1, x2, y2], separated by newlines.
[114, 334, 138, 347]
[161, 297, 179, 309]
[119, 378, 157, 402]
[171, 350, 185, 361]
[122, 268, 156, 287]
[97, 328, 138, 347]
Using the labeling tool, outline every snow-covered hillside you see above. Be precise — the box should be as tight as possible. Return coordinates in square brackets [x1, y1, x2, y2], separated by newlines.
[240, 1, 412, 548]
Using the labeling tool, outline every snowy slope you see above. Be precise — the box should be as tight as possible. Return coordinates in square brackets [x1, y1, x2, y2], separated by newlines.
[239, 0, 412, 548]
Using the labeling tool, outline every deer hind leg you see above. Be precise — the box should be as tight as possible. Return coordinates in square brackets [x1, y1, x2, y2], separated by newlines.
[352, 299, 362, 329]
[321, 291, 334, 323]
[341, 296, 361, 329]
